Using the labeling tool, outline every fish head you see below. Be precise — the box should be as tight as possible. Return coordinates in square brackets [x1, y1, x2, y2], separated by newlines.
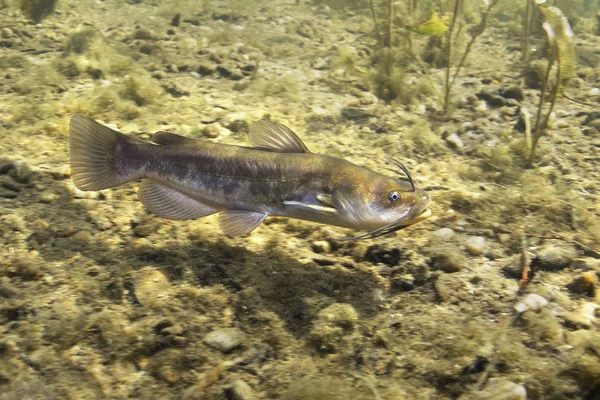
[333, 159, 431, 240]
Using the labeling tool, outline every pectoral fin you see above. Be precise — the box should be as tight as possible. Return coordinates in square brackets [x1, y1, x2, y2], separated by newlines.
[218, 210, 268, 236]
[248, 119, 311, 153]
[139, 181, 217, 220]
[283, 200, 338, 215]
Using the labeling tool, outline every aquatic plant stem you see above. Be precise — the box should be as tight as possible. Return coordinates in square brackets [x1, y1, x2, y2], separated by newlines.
[369, 0, 383, 45]
[522, 0, 532, 62]
[447, 0, 498, 98]
[528, 54, 560, 166]
[387, 0, 393, 49]
[443, 0, 462, 111]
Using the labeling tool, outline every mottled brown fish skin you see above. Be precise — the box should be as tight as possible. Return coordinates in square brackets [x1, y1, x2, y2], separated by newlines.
[70, 115, 431, 236]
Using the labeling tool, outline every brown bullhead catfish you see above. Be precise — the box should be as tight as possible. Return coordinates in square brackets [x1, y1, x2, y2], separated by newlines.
[69, 115, 431, 240]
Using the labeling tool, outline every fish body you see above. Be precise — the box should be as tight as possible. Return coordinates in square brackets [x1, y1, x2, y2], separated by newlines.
[70, 115, 431, 239]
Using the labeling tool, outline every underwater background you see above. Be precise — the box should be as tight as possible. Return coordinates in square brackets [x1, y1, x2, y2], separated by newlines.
[1, 0, 600, 398]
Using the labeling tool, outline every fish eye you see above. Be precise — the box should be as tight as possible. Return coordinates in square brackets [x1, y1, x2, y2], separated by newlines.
[388, 190, 401, 203]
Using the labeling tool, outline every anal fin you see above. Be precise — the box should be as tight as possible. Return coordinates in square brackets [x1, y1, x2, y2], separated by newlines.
[218, 210, 267, 237]
[139, 180, 217, 220]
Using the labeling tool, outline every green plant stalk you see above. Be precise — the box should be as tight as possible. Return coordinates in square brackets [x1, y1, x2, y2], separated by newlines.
[443, 0, 462, 110]
[447, 1, 497, 98]
[387, 0, 393, 48]
[522, 0, 532, 62]
[528, 53, 559, 166]
[369, 0, 383, 45]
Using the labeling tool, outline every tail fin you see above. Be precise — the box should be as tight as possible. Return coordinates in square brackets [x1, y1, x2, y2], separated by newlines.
[69, 115, 135, 191]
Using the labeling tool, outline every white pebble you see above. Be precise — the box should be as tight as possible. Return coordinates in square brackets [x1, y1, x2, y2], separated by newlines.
[514, 293, 548, 314]
[445, 133, 464, 149]
[433, 228, 455, 241]
[589, 88, 599, 96]
[465, 236, 486, 255]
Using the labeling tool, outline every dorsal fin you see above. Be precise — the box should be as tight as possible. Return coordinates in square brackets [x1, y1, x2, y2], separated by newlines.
[248, 119, 310, 153]
[151, 131, 198, 146]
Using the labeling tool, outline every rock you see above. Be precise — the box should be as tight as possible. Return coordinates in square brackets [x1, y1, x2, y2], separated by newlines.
[566, 272, 597, 297]
[203, 328, 245, 353]
[445, 133, 464, 149]
[39, 192, 58, 203]
[198, 63, 216, 76]
[465, 236, 486, 255]
[533, 244, 576, 271]
[311, 240, 331, 254]
[458, 379, 526, 400]
[364, 244, 401, 267]
[203, 124, 220, 138]
[296, 21, 316, 38]
[340, 107, 370, 121]
[514, 293, 548, 313]
[434, 274, 470, 303]
[1, 28, 14, 39]
[134, 267, 171, 307]
[432, 228, 455, 241]
[0, 161, 13, 174]
[134, 28, 154, 40]
[10, 160, 32, 183]
[227, 380, 255, 400]
[476, 88, 505, 107]
[500, 86, 524, 101]
[312, 58, 328, 70]
[162, 82, 190, 97]
[216, 65, 232, 78]
[309, 303, 358, 353]
[429, 247, 467, 273]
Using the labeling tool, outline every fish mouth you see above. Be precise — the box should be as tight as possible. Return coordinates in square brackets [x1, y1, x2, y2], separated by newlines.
[338, 207, 432, 241]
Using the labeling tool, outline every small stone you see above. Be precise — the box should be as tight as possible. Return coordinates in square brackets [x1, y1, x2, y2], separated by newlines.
[465, 236, 486, 255]
[311, 240, 331, 254]
[134, 29, 154, 40]
[203, 124, 220, 138]
[134, 267, 171, 307]
[152, 70, 166, 80]
[500, 86, 524, 101]
[312, 58, 328, 70]
[227, 380, 255, 400]
[340, 107, 370, 121]
[39, 191, 58, 203]
[72, 230, 92, 248]
[309, 303, 358, 352]
[445, 133, 463, 149]
[564, 311, 593, 330]
[203, 328, 245, 353]
[534, 244, 576, 271]
[566, 272, 597, 297]
[433, 228, 455, 241]
[10, 160, 32, 183]
[198, 63, 216, 75]
[216, 65, 232, 78]
[514, 293, 548, 313]
[458, 379, 526, 400]
[430, 248, 466, 273]
[1, 28, 14, 39]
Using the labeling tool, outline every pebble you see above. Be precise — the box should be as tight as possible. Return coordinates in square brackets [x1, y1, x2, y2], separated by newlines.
[311, 240, 331, 254]
[134, 267, 171, 307]
[458, 379, 526, 400]
[534, 244, 576, 271]
[203, 124, 220, 138]
[340, 106, 370, 121]
[430, 248, 466, 273]
[227, 380, 255, 400]
[465, 236, 486, 255]
[39, 192, 58, 203]
[432, 229, 456, 243]
[1, 27, 14, 39]
[500, 86, 524, 101]
[566, 272, 597, 297]
[514, 293, 548, 313]
[10, 160, 33, 183]
[445, 133, 464, 149]
[203, 328, 245, 353]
